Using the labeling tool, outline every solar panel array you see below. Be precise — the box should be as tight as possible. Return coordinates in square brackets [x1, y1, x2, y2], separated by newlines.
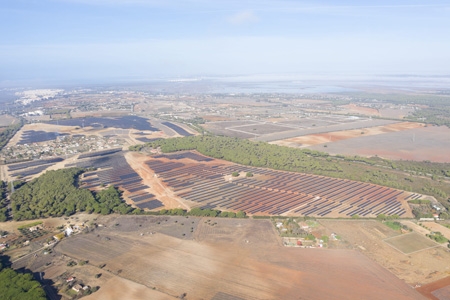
[8, 157, 65, 178]
[161, 122, 193, 136]
[67, 150, 163, 210]
[145, 152, 410, 217]
[18, 130, 69, 144]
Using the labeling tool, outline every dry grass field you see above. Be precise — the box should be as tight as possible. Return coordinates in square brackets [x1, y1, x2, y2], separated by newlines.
[421, 222, 450, 240]
[384, 233, 438, 254]
[319, 220, 450, 286]
[54, 215, 425, 300]
[0, 115, 18, 127]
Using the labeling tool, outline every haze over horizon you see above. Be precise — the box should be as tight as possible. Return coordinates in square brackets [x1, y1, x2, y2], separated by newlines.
[2, 0, 450, 84]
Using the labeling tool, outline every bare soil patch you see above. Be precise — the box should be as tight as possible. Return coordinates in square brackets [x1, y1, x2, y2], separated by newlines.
[275, 121, 424, 147]
[417, 276, 450, 300]
[201, 115, 232, 121]
[55, 215, 424, 300]
[124, 151, 190, 209]
[341, 103, 380, 116]
[308, 125, 450, 163]
[84, 276, 172, 300]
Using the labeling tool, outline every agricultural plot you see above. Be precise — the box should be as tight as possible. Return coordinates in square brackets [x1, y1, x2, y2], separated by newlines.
[275, 122, 423, 148]
[417, 276, 450, 300]
[308, 125, 450, 163]
[384, 233, 438, 254]
[255, 118, 398, 142]
[202, 120, 262, 138]
[145, 151, 413, 218]
[46, 116, 160, 131]
[18, 130, 69, 144]
[18, 228, 49, 241]
[319, 220, 450, 285]
[56, 215, 424, 300]
[226, 123, 294, 136]
[205, 117, 400, 141]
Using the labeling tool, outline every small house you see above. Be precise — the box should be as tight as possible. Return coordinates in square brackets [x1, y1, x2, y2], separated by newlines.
[72, 284, 83, 292]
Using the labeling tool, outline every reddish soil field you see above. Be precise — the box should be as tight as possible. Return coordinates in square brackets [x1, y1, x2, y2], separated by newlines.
[309, 125, 450, 163]
[341, 103, 380, 116]
[417, 276, 450, 300]
[276, 121, 424, 147]
[57, 215, 425, 300]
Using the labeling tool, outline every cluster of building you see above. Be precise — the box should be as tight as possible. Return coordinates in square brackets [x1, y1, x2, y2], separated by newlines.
[1, 134, 122, 161]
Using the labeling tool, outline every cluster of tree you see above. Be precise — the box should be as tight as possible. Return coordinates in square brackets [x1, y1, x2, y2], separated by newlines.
[412, 209, 434, 219]
[336, 155, 450, 179]
[159, 207, 246, 218]
[0, 255, 46, 300]
[376, 214, 400, 221]
[0, 119, 24, 151]
[407, 106, 450, 127]
[183, 117, 207, 134]
[140, 135, 342, 174]
[427, 232, 449, 243]
[0, 181, 7, 222]
[10, 168, 134, 221]
[422, 185, 447, 200]
[350, 92, 450, 127]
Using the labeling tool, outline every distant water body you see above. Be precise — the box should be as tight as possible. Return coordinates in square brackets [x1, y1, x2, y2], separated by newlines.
[209, 82, 357, 94]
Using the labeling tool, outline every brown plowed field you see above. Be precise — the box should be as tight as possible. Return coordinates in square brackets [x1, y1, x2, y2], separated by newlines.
[308, 125, 450, 163]
[274, 121, 424, 147]
[417, 276, 450, 300]
[341, 103, 380, 116]
[56, 215, 425, 300]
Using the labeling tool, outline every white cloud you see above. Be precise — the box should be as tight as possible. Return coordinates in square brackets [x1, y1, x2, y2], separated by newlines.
[227, 10, 259, 25]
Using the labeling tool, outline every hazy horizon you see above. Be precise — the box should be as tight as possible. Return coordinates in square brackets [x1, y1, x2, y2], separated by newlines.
[2, 0, 450, 85]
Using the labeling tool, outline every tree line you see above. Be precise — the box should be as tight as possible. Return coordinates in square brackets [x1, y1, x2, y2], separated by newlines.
[158, 207, 246, 218]
[0, 181, 7, 222]
[0, 119, 24, 151]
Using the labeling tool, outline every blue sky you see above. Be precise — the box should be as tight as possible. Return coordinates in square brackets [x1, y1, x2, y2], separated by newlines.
[1, 0, 450, 83]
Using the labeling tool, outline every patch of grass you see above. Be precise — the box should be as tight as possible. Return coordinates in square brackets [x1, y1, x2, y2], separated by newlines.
[384, 221, 402, 231]
[18, 221, 43, 230]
